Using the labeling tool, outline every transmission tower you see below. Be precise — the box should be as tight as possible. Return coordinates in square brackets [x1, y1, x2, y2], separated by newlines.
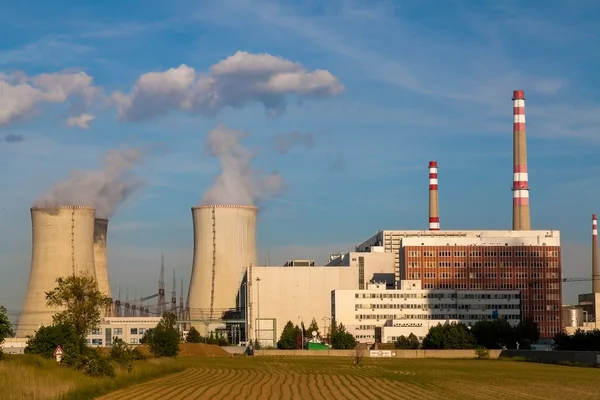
[157, 254, 166, 316]
[171, 270, 177, 312]
[179, 278, 184, 320]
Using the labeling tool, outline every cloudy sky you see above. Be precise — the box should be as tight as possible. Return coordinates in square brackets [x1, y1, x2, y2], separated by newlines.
[1, 0, 599, 320]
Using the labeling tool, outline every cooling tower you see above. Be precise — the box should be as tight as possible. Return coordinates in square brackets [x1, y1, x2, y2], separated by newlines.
[188, 205, 257, 333]
[16, 206, 97, 338]
[93, 218, 111, 298]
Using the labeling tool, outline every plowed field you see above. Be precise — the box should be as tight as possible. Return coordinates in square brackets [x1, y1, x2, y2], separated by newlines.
[97, 357, 600, 400]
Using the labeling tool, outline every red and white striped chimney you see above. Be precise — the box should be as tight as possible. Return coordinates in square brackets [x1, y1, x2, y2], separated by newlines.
[429, 161, 440, 230]
[593, 214, 599, 293]
[512, 90, 531, 230]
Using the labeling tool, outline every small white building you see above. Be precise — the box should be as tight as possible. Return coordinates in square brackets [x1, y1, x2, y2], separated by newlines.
[332, 280, 521, 344]
[86, 317, 162, 347]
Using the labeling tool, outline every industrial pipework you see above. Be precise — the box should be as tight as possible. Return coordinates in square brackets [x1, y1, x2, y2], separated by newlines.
[428, 161, 440, 231]
[512, 90, 531, 230]
[593, 214, 599, 293]
[93, 218, 111, 298]
[17, 206, 97, 337]
[187, 205, 257, 335]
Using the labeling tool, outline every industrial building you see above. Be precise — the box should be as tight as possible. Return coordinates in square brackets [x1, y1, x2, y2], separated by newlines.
[244, 251, 395, 347]
[332, 280, 521, 344]
[86, 317, 162, 347]
[17, 206, 98, 338]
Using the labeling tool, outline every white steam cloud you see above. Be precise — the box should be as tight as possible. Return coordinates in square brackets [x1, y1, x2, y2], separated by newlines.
[200, 124, 285, 206]
[34, 148, 145, 218]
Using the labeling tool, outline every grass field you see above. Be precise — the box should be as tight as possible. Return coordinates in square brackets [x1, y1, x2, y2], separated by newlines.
[97, 357, 600, 400]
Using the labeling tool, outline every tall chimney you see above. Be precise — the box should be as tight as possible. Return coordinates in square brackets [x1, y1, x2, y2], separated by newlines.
[593, 214, 599, 293]
[512, 90, 531, 230]
[429, 161, 440, 230]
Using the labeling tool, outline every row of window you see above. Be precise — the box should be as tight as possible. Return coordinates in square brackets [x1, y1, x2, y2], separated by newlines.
[87, 338, 142, 346]
[410, 250, 559, 258]
[421, 283, 560, 290]
[408, 261, 559, 268]
[90, 327, 149, 336]
[355, 303, 520, 310]
[355, 314, 521, 321]
[419, 272, 557, 279]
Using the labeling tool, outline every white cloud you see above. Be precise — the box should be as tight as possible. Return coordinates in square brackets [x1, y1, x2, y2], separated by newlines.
[0, 70, 100, 127]
[111, 51, 344, 122]
[66, 113, 95, 129]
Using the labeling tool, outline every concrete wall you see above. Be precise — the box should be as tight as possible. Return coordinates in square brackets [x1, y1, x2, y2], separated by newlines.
[499, 350, 600, 367]
[255, 349, 503, 358]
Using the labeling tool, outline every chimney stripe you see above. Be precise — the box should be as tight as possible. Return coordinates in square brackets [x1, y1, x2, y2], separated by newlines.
[429, 161, 439, 231]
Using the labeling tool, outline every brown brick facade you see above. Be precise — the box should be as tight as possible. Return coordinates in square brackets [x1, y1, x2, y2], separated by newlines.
[401, 245, 562, 338]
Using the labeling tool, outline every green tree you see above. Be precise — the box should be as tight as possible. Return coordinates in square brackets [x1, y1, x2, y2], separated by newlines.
[216, 331, 228, 346]
[25, 323, 83, 358]
[45, 274, 111, 339]
[109, 337, 135, 372]
[422, 322, 477, 349]
[394, 335, 410, 349]
[306, 318, 320, 339]
[186, 327, 202, 343]
[407, 333, 420, 349]
[330, 323, 356, 350]
[146, 312, 180, 357]
[472, 318, 517, 349]
[277, 321, 300, 349]
[0, 305, 12, 359]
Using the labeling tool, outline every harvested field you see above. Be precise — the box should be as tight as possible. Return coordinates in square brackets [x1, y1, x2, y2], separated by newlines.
[97, 356, 600, 400]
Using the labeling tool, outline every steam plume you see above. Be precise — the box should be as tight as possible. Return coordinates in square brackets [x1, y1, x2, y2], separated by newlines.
[200, 124, 285, 206]
[34, 148, 145, 218]
[274, 131, 314, 153]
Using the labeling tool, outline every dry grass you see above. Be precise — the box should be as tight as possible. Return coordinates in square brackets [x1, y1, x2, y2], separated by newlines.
[0, 355, 186, 400]
[98, 357, 600, 400]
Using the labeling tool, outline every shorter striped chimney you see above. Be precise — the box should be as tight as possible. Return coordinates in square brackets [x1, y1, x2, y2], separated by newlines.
[593, 214, 599, 293]
[429, 161, 440, 230]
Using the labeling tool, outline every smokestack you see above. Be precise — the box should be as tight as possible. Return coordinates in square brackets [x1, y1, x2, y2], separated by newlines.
[93, 218, 111, 298]
[429, 161, 440, 230]
[512, 90, 531, 230]
[17, 206, 97, 338]
[188, 205, 257, 335]
[593, 214, 599, 293]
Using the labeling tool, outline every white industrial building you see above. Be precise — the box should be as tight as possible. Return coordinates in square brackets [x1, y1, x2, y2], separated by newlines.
[86, 317, 162, 347]
[245, 250, 395, 347]
[332, 280, 521, 344]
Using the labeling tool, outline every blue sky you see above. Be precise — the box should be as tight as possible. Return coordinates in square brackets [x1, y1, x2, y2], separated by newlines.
[1, 0, 599, 321]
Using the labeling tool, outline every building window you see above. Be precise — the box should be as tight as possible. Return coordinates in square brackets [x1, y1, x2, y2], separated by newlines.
[408, 261, 420, 268]
[130, 338, 139, 344]
[131, 328, 138, 335]
[499, 251, 512, 257]
[91, 328, 101, 335]
[484, 262, 496, 268]
[438, 251, 451, 257]
[91, 339, 103, 346]
[454, 251, 466, 257]
[515, 251, 527, 257]
[439, 262, 451, 268]
[358, 257, 365, 290]
[470, 262, 482, 268]
[530, 251, 542, 257]
[114, 328, 123, 335]
[423, 251, 435, 257]
[408, 251, 420, 257]
[454, 262, 465, 268]
[484, 251, 497, 257]
[408, 273, 421, 279]
[546, 251, 559, 257]
[469, 251, 481, 257]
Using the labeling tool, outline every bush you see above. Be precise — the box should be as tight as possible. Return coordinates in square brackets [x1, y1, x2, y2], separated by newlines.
[186, 327, 202, 343]
[146, 313, 180, 358]
[25, 324, 83, 358]
[110, 338, 135, 372]
[475, 346, 490, 359]
[62, 347, 116, 378]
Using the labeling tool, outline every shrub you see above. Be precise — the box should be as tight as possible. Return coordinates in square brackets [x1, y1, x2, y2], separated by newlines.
[110, 338, 134, 372]
[186, 327, 202, 343]
[476, 346, 490, 359]
[146, 313, 180, 358]
[25, 324, 83, 358]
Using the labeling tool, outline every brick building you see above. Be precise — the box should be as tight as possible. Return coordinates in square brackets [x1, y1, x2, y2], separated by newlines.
[356, 230, 562, 338]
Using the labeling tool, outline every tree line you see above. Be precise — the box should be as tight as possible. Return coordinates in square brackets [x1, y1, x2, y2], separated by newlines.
[276, 318, 357, 350]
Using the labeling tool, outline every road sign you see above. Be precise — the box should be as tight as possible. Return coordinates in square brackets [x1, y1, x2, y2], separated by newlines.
[53, 345, 64, 356]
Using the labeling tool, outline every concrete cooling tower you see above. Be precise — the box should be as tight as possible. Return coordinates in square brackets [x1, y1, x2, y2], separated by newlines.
[16, 206, 97, 338]
[93, 218, 111, 298]
[188, 205, 257, 333]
